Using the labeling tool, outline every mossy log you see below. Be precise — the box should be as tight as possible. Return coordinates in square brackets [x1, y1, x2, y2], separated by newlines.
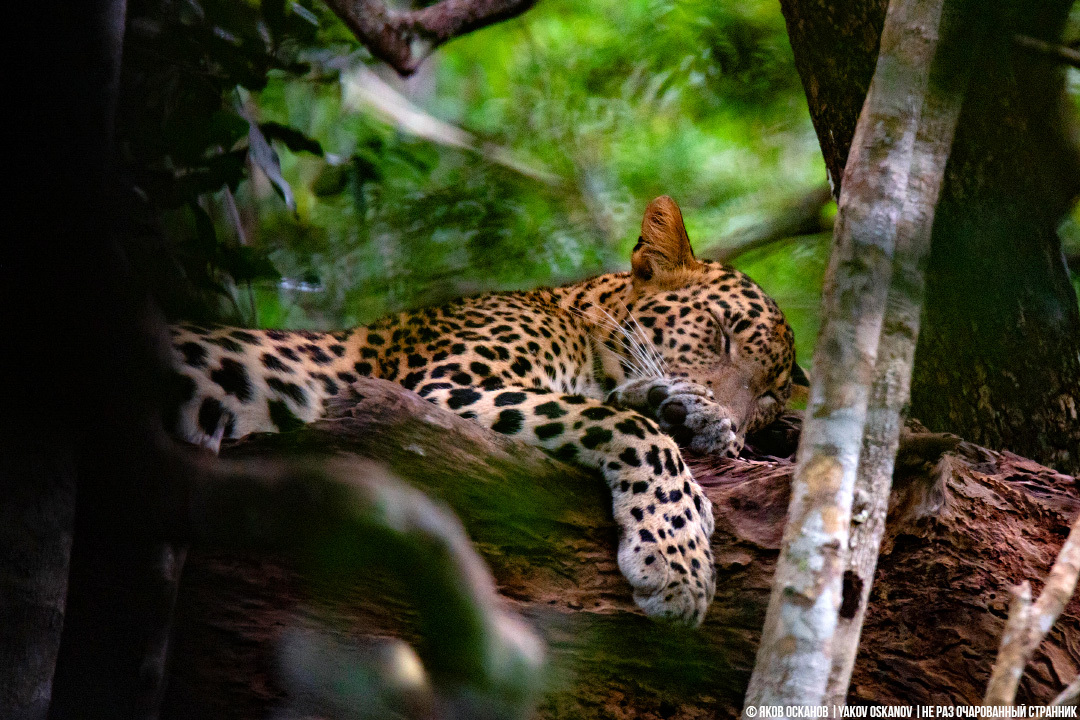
[163, 378, 1080, 719]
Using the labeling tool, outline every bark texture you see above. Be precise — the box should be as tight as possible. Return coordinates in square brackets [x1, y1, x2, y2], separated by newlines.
[326, 0, 537, 76]
[3, 0, 198, 715]
[161, 379, 1080, 719]
[1, 0, 131, 715]
[985, 507, 1080, 706]
[780, 0, 1080, 474]
[825, 0, 974, 702]
[746, 0, 970, 707]
[912, 3, 1080, 473]
[0, 446, 76, 720]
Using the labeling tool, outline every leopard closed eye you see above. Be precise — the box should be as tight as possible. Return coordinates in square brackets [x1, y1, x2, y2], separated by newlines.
[168, 195, 799, 627]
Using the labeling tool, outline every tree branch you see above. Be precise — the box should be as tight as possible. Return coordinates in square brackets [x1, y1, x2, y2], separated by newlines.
[984, 509, 1080, 706]
[1013, 34, 1080, 70]
[324, 0, 538, 76]
[166, 380, 1080, 715]
[340, 62, 562, 184]
[193, 453, 546, 718]
[702, 186, 833, 265]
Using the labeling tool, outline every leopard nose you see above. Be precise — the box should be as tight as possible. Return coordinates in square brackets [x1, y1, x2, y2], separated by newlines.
[661, 400, 687, 426]
[647, 385, 670, 408]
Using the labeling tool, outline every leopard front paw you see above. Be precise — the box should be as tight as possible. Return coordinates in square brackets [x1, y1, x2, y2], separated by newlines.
[614, 479, 716, 626]
[608, 378, 741, 457]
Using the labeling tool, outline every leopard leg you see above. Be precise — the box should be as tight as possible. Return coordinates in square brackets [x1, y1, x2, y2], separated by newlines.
[416, 382, 716, 626]
[607, 377, 743, 456]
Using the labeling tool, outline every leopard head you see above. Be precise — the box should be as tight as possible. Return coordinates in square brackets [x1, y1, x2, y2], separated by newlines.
[622, 196, 802, 442]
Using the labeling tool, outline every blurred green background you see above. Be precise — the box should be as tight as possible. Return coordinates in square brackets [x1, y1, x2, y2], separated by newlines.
[119, 0, 1080, 365]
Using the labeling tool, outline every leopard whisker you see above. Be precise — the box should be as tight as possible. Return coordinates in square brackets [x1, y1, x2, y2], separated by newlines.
[591, 305, 665, 381]
[570, 306, 652, 378]
[620, 303, 668, 378]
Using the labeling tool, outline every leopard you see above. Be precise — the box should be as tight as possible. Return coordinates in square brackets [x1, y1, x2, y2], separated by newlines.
[168, 195, 802, 626]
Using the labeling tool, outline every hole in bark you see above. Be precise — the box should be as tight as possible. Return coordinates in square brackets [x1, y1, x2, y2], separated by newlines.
[840, 570, 863, 619]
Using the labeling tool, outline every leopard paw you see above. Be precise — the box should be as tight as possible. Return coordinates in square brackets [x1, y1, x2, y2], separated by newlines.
[614, 476, 716, 626]
[608, 378, 741, 457]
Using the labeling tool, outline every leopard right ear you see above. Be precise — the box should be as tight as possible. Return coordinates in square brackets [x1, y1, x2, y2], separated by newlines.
[631, 196, 701, 284]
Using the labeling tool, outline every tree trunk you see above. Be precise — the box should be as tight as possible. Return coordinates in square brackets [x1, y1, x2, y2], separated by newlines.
[3, 0, 202, 716]
[1, 0, 128, 715]
[0, 446, 77, 720]
[162, 378, 1080, 718]
[912, 3, 1080, 474]
[779, 0, 1080, 474]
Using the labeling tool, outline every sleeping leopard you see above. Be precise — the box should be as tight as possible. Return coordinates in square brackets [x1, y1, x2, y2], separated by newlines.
[169, 196, 801, 626]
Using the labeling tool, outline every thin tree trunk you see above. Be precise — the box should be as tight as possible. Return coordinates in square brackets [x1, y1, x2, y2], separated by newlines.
[743, 0, 966, 707]
[779, 0, 1080, 475]
[824, 0, 976, 703]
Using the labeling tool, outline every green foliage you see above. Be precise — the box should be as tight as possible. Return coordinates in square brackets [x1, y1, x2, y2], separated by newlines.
[118, 0, 830, 349]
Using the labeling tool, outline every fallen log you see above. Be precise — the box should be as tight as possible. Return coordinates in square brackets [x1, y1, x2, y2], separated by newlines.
[162, 378, 1080, 719]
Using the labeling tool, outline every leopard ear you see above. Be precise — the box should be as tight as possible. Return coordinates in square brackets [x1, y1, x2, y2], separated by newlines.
[791, 362, 810, 387]
[631, 196, 700, 283]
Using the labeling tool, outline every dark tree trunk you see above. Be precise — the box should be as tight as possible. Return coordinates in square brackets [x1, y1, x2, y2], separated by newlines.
[912, 3, 1080, 474]
[779, 0, 1080, 473]
[162, 379, 1080, 719]
[0, 447, 77, 720]
[1, 0, 129, 715]
[3, 0, 195, 716]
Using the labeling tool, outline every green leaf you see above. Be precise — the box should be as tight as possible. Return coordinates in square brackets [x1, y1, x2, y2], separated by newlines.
[247, 120, 295, 211]
[260, 121, 324, 156]
[207, 110, 251, 148]
[220, 245, 282, 283]
[312, 162, 349, 197]
[189, 202, 218, 254]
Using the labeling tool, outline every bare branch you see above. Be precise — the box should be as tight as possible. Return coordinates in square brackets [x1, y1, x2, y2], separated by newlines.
[1013, 34, 1080, 70]
[341, 62, 562, 185]
[325, 0, 538, 76]
[702, 186, 833, 265]
[985, 509, 1080, 706]
[193, 453, 546, 715]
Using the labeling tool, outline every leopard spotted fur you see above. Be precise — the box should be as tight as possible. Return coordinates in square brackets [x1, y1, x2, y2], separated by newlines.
[169, 196, 799, 625]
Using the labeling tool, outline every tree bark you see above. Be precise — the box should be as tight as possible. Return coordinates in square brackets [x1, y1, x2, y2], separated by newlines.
[984, 507, 1080, 707]
[1, 0, 129, 715]
[912, 4, 1080, 474]
[779, 0, 1080, 474]
[745, 0, 969, 707]
[824, 0, 975, 703]
[325, 0, 538, 76]
[3, 0, 203, 716]
[161, 379, 1080, 719]
[0, 446, 76, 720]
